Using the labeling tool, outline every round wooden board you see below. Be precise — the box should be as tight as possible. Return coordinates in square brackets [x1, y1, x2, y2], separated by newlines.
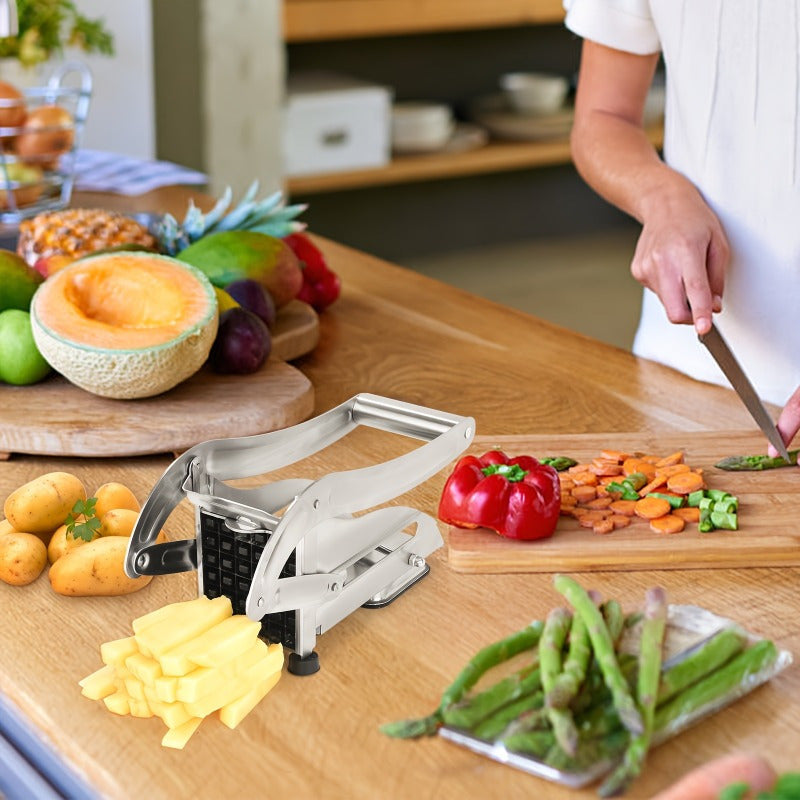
[0, 301, 319, 458]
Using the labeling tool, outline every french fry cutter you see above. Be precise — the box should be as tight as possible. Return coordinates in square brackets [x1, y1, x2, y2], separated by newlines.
[125, 394, 475, 675]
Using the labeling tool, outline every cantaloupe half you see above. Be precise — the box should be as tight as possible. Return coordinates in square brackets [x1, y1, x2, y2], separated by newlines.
[30, 252, 218, 399]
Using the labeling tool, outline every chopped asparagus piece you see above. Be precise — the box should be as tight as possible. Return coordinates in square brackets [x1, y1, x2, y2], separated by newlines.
[715, 450, 799, 471]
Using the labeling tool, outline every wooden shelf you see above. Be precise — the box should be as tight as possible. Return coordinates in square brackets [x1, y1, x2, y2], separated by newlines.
[287, 124, 664, 195]
[283, 0, 565, 42]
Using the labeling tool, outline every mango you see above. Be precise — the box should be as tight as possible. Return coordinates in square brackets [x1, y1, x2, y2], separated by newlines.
[177, 231, 302, 308]
[0, 250, 43, 311]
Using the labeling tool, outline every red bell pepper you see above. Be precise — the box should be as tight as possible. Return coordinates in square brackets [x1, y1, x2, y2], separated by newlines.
[438, 450, 561, 540]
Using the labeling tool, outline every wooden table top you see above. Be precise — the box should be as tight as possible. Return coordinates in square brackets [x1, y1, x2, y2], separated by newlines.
[1, 187, 797, 799]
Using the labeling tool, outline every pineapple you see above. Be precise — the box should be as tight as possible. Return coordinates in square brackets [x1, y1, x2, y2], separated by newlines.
[15, 181, 307, 269]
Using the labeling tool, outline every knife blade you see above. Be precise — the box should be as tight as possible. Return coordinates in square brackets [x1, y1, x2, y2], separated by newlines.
[698, 323, 791, 462]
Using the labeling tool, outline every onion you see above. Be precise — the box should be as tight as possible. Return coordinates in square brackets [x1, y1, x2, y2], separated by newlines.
[14, 105, 75, 168]
[0, 80, 27, 129]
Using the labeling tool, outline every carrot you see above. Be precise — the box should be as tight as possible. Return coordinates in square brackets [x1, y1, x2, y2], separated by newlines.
[560, 494, 578, 507]
[571, 485, 597, 504]
[568, 463, 593, 475]
[649, 514, 686, 534]
[655, 451, 684, 468]
[558, 477, 575, 491]
[609, 499, 637, 517]
[673, 506, 701, 523]
[584, 496, 613, 510]
[638, 474, 668, 496]
[589, 462, 623, 477]
[622, 458, 656, 481]
[570, 471, 599, 487]
[599, 449, 629, 463]
[650, 753, 776, 800]
[666, 471, 706, 495]
[655, 463, 691, 478]
[592, 518, 614, 535]
[609, 514, 631, 529]
[634, 496, 672, 520]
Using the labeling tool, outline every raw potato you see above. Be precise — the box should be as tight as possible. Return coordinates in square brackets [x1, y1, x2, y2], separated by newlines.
[47, 517, 93, 564]
[0, 532, 48, 585]
[99, 508, 139, 538]
[4, 471, 86, 535]
[94, 482, 140, 520]
[0, 518, 14, 536]
[49, 535, 153, 596]
[81, 596, 284, 749]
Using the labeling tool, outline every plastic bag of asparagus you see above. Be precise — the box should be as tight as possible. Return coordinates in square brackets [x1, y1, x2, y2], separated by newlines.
[380, 575, 792, 796]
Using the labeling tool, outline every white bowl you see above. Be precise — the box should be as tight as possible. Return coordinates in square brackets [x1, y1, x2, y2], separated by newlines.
[391, 102, 454, 152]
[499, 72, 570, 115]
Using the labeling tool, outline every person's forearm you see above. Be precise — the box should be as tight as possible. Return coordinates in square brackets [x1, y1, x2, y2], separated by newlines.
[570, 111, 700, 226]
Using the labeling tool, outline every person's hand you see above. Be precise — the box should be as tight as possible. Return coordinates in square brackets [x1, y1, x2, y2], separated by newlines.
[771, 385, 800, 460]
[650, 752, 776, 800]
[631, 177, 730, 336]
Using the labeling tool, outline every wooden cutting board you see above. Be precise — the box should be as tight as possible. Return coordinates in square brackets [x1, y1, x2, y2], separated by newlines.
[447, 431, 800, 573]
[0, 301, 318, 458]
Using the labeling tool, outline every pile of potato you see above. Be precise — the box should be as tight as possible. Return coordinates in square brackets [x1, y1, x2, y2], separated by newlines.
[0, 471, 157, 595]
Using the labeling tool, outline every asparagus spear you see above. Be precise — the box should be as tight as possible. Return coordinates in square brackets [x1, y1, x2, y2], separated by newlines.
[657, 626, 747, 704]
[599, 586, 668, 797]
[547, 610, 592, 710]
[380, 620, 544, 738]
[539, 456, 578, 472]
[554, 575, 644, 736]
[715, 450, 799, 471]
[502, 729, 556, 757]
[442, 666, 541, 730]
[472, 693, 545, 741]
[654, 639, 779, 734]
[540, 607, 580, 756]
[601, 600, 626, 647]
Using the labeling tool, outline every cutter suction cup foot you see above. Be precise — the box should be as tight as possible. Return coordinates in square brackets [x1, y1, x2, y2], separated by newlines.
[288, 650, 320, 676]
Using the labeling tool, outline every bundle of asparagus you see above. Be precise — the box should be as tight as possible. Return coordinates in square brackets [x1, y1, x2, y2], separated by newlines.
[381, 575, 784, 797]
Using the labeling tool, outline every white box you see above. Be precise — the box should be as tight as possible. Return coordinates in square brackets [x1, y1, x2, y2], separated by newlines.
[283, 71, 393, 177]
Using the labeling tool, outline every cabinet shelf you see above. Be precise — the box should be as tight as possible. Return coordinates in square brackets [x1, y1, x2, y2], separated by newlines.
[283, 0, 565, 42]
[286, 123, 664, 196]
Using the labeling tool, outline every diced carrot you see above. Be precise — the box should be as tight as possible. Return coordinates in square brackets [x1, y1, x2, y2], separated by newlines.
[673, 507, 701, 523]
[599, 449, 629, 463]
[560, 505, 577, 517]
[634, 496, 672, 520]
[638, 474, 668, 496]
[584, 496, 613, 510]
[649, 514, 686, 534]
[571, 485, 597, 504]
[560, 494, 578, 507]
[609, 499, 637, 517]
[559, 477, 575, 491]
[579, 517, 597, 529]
[571, 471, 599, 487]
[622, 458, 657, 481]
[578, 509, 612, 522]
[638, 454, 662, 464]
[609, 514, 631, 529]
[593, 519, 615, 535]
[655, 451, 684, 468]
[571, 507, 589, 518]
[598, 475, 618, 485]
[666, 471, 706, 495]
[655, 463, 691, 478]
[568, 463, 594, 475]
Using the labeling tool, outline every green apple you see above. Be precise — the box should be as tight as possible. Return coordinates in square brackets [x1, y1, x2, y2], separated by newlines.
[0, 249, 43, 312]
[0, 309, 51, 385]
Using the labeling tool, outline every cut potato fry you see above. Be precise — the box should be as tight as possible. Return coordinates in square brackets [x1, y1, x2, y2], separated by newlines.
[82, 597, 284, 748]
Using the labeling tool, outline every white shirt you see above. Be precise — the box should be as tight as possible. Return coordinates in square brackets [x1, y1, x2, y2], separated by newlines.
[564, 0, 800, 406]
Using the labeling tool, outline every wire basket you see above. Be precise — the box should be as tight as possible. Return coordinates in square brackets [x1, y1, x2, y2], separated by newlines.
[0, 61, 92, 225]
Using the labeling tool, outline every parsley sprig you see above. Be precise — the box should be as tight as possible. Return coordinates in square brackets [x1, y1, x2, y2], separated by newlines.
[65, 497, 101, 542]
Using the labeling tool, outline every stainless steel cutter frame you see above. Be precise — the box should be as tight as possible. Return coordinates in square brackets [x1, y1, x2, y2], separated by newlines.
[125, 394, 474, 673]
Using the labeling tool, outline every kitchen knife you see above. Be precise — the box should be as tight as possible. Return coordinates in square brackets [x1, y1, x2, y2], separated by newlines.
[698, 323, 791, 463]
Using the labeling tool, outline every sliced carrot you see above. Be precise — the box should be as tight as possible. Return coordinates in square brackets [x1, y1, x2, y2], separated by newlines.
[571, 471, 599, 487]
[638, 474, 668, 496]
[560, 505, 578, 517]
[655, 463, 691, 478]
[590, 462, 624, 477]
[649, 514, 686, 534]
[673, 507, 701, 523]
[568, 463, 594, 475]
[559, 477, 576, 491]
[584, 496, 613, 510]
[578, 509, 612, 522]
[609, 499, 637, 517]
[571, 485, 597, 504]
[655, 451, 684, 468]
[599, 449, 629, 463]
[609, 514, 631, 529]
[638, 454, 662, 464]
[560, 494, 578, 507]
[666, 471, 706, 495]
[593, 519, 615, 535]
[622, 458, 657, 481]
[634, 496, 672, 520]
